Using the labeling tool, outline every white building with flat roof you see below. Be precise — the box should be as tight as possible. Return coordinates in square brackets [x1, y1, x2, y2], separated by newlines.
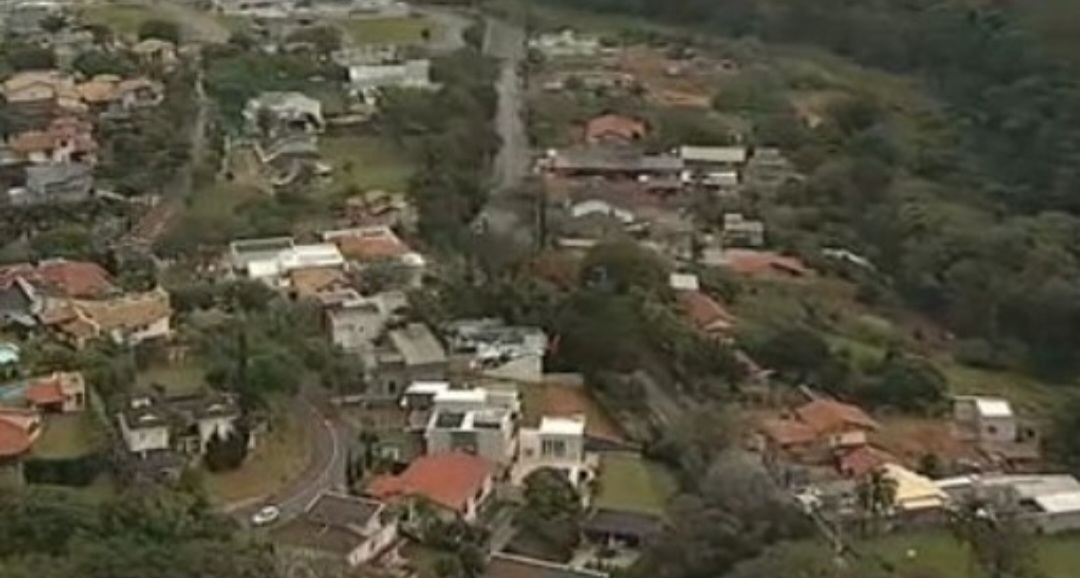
[514, 414, 596, 489]
[953, 395, 1017, 444]
[228, 237, 345, 288]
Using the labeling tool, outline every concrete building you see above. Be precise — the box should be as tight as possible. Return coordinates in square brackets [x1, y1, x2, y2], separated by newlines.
[514, 415, 595, 488]
[271, 492, 398, 567]
[953, 395, 1018, 444]
[228, 237, 346, 288]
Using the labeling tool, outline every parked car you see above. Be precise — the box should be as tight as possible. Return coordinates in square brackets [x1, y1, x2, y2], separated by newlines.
[251, 505, 281, 526]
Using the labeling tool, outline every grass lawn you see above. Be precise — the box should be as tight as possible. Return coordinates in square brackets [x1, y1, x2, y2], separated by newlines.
[136, 361, 208, 396]
[77, 3, 161, 38]
[336, 15, 435, 46]
[204, 401, 310, 506]
[594, 452, 676, 516]
[319, 134, 412, 195]
[857, 530, 1080, 578]
[31, 412, 107, 459]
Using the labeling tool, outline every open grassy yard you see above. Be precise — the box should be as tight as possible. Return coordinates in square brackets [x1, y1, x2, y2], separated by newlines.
[319, 134, 412, 195]
[336, 15, 435, 46]
[594, 452, 676, 516]
[857, 530, 1080, 578]
[31, 412, 107, 459]
[77, 3, 162, 39]
[204, 402, 310, 506]
[136, 361, 208, 396]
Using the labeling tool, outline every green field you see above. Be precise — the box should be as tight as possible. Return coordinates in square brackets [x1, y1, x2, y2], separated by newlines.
[136, 361, 208, 396]
[593, 452, 676, 516]
[319, 134, 413, 194]
[336, 16, 435, 46]
[32, 413, 107, 459]
[77, 3, 163, 38]
[862, 530, 1080, 578]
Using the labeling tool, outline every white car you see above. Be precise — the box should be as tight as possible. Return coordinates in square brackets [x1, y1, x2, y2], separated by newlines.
[251, 505, 281, 527]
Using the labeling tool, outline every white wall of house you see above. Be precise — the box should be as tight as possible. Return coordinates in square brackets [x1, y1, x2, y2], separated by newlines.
[461, 474, 494, 523]
[570, 200, 634, 223]
[126, 315, 171, 345]
[120, 420, 170, 455]
[346, 517, 398, 566]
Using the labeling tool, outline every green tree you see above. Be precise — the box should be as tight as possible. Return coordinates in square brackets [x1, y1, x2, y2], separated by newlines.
[860, 355, 946, 412]
[284, 25, 342, 55]
[4, 43, 56, 71]
[137, 19, 181, 44]
[1045, 395, 1080, 473]
[516, 468, 583, 560]
[73, 50, 137, 78]
[580, 241, 669, 296]
[949, 497, 1037, 578]
[855, 468, 897, 536]
[203, 427, 248, 472]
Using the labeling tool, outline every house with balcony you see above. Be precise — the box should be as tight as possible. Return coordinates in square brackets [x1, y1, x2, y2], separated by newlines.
[513, 414, 596, 490]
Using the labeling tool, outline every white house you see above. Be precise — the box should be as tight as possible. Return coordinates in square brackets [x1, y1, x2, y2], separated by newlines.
[229, 237, 345, 288]
[422, 386, 521, 465]
[678, 145, 748, 170]
[272, 492, 398, 567]
[347, 60, 434, 100]
[243, 91, 325, 134]
[514, 415, 595, 488]
[528, 29, 602, 58]
[953, 395, 1017, 444]
[325, 290, 406, 352]
[117, 392, 243, 458]
[569, 199, 636, 224]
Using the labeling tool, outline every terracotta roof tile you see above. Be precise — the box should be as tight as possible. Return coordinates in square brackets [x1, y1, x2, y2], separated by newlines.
[367, 452, 493, 513]
[722, 249, 812, 277]
[838, 445, 899, 477]
[584, 113, 648, 144]
[759, 418, 816, 446]
[35, 260, 116, 298]
[25, 379, 64, 406]
[0, 415, 32, 457]
[796, 399, 879, 434]
[328, 230, 410, 262]
[676, 290, 736, 334]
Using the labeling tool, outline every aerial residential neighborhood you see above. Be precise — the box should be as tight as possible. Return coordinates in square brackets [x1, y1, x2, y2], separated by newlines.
[0, 0, 1079, 577]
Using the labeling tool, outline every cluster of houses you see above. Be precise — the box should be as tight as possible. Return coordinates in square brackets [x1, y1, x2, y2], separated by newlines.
[0, 370, 86, 481]
[539, 111, 806, 279]
[0, 63, 169, 206]
[0, 259, 172, 347]
[272, 364, 669, 576]
[756, 390, 1076, 535]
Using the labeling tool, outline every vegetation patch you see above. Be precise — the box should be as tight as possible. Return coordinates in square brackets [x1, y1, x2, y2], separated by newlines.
[593, 452, 676, 517]
[335, 15, 436, 46]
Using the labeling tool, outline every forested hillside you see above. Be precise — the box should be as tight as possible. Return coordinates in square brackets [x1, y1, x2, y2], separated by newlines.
[531, 0, 1080, 378]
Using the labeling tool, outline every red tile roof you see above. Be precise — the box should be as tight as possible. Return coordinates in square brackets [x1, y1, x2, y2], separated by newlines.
[722, 249, 812, 277]
[35, 260, 116, 298]
[796, 399, 879, 434]
[759, 418, 816, 447]
[0, 416, 32, 458]
[584, 113, 648, 144]
[676, 290, 736, 334]
[367, 452, 493, 513]
[838, 445, 899, 478]
[326, 229, 410, 262]
[25, 378, 65, 406]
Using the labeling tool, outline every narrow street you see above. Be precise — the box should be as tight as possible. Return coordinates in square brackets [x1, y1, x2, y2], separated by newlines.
[478, 16, 532, 246]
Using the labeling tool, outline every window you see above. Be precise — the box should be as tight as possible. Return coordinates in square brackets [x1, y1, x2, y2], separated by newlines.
[541, 439, 567, 458]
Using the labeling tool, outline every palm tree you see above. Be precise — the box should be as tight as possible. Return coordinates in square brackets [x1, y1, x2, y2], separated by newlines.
[855, 468, 897, 536]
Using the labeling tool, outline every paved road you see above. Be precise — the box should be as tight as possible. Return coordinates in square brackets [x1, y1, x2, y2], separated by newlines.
[477, 16, 532, 245]
[229, 391, 349, 523]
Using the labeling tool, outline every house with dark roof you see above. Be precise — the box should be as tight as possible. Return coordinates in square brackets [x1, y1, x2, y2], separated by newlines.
[271, 492, 398, 568]
[544, 146, 683, 179]
[10, 162, 94, 206]
[116, 389, 243, 479]
[367, 451, 496, 523]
